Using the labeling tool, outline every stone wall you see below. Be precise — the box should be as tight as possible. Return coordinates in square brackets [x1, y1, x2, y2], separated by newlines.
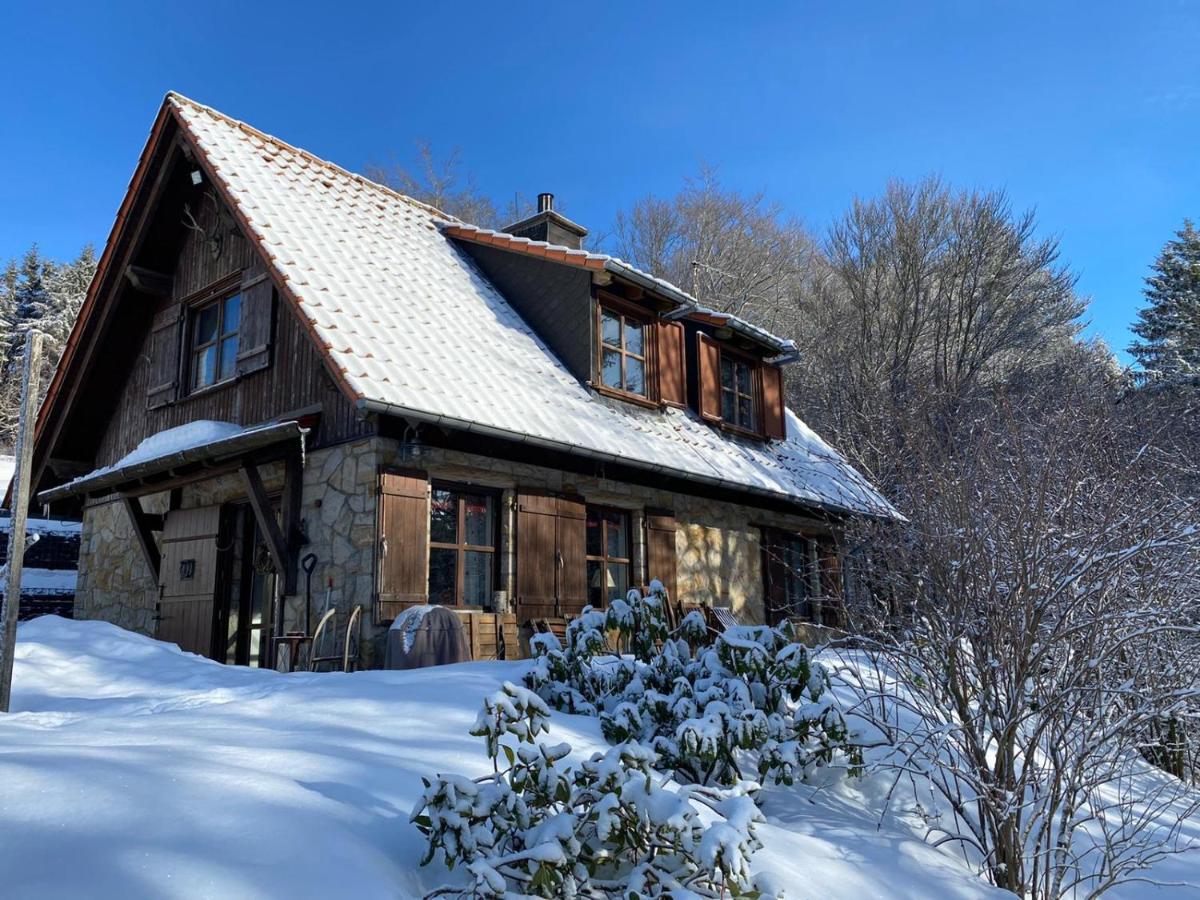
[74, 437, 383, 665]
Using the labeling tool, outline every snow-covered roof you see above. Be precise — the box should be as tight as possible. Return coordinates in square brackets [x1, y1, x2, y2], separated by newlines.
[40, 420, 306, 503]
[167, 94, 895, 518]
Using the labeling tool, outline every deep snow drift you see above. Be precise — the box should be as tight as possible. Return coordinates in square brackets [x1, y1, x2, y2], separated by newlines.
[0, 618, 1193, 898]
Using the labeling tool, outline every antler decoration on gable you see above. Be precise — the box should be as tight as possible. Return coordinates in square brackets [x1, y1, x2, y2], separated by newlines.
[181, 188, 235, 261]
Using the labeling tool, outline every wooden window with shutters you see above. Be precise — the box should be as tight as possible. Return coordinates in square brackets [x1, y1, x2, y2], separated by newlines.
[428, 483, 499, 608]
[644, 510, 677, 602]
[515, 491, 587, 621]
[595, 295, 659, 408]
[188, 290, 241, 391]
[585, 506, 632, 608]
[761, 527, 818, 626]
[696, 332, 787, 441]
[376, 469, 430, 623]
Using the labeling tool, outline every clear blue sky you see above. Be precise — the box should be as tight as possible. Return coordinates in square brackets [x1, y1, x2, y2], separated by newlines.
[3, 1, 1198, 360]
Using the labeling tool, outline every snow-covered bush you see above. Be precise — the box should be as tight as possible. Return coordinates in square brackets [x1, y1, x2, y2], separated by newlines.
[524, 583, 861, 790]
[412, 680, 780, 899]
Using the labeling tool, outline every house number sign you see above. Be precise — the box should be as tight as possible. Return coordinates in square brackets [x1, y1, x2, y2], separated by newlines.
[180, 559, 196, 580]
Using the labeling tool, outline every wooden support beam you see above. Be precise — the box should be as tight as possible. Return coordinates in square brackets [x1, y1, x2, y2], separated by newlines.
[122, 495, 161, 582]
[280, 448, 304, 596]
[239, 462, 291, 594]
[124, 264, 173, 298]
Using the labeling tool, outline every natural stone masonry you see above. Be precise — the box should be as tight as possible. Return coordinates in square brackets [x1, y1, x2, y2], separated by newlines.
[74, 433, 829, 667]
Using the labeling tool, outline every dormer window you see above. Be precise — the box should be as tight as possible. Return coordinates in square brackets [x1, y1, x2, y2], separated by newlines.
[720, 355, 758, 432]
[597, 303, 648, 399]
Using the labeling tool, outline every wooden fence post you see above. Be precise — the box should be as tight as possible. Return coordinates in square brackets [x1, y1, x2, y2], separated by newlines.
[0, 330, 44, 712]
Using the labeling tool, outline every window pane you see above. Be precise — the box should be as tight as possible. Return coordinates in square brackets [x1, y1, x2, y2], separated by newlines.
[720, 356, 735, 390]
[625, 357, 645, 396]
[463, 493, 493, 547]
[601, 348, 622, 389]
[605, 511, 628, 559]
[721, 388, 737, 423]
[429, 548, 457, 604]
[194, 346, 216, 389]
[607, 562, 629, 603]
[586, 509, 603, 557]
[219, 336, 239, 381]
[601, 310, 621, 347]
[430, 489, 457, 543]
[462, 551, 492, 605]
[195, 304, 219, 344]
[738, 396, 754, 428]
[223, 293, 241, 331]
[624, 320, 644, 356]
[736, 361, 752, 394]
[587, 560, 604, 607]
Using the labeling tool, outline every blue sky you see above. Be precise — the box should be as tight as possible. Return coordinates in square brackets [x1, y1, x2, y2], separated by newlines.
[2, 1, 1198, 360]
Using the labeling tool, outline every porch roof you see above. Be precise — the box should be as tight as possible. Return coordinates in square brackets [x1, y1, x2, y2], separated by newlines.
[38, 420, 307, 504]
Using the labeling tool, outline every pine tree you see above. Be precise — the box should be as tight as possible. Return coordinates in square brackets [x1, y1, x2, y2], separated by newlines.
[1129, 220, 1200, 384]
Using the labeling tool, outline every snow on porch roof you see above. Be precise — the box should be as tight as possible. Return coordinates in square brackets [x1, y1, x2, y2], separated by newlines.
[161, 94, 896, 518]
[38, 421, 307, 504]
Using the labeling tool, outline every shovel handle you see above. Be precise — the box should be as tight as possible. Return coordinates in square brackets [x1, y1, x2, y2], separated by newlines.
[301, 553, 318, 577]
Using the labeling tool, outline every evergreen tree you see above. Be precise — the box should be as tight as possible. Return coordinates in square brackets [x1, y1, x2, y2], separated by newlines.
[0, 244, 96, 448]
[1130, 220, 1200, 384]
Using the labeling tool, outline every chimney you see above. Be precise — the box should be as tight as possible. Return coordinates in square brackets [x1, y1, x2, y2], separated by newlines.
[504, 192, 588, 250]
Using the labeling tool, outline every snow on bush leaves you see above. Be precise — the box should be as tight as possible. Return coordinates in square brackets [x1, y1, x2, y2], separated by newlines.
[524, 584, 862, 789]
[413, 681, 778, 899]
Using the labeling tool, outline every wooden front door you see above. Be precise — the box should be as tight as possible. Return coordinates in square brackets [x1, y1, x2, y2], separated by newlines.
[157, 506, 222, 657]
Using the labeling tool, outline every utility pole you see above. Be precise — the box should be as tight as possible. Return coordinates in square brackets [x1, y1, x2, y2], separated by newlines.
[0, 330, 44, 712]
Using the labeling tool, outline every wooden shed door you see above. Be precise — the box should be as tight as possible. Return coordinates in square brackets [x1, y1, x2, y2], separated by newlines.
[157, 506, 222, 657]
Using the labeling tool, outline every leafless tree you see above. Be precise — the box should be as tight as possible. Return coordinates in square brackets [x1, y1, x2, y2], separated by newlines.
[788, 178, 1089, 488]
[609, 166, 819, 335]
[833, 380, 1200, 898]
[366, 141, 528, 228]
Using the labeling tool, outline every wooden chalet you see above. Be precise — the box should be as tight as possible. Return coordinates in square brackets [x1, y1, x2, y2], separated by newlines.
[28, 94, 896, 668]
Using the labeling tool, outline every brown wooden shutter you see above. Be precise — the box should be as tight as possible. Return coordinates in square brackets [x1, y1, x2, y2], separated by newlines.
[377, 469, 429, 621]
[516, 492, 559, 620]
[656, 322, 686, 407]
[146, 305, 183, 410]
[817, 538, 844, 627]
[697, 333, 722, 422]
[236, 266, 276, 377]
[760, 364, 787, 440]
[556, 495, 588, 617]
[645, 510, 677, 602]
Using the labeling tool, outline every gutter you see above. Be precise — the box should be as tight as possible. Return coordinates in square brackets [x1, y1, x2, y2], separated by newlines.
[356, 397, 892, 520]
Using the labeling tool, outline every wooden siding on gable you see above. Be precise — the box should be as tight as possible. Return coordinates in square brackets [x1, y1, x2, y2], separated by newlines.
[93, 190, 368, 467]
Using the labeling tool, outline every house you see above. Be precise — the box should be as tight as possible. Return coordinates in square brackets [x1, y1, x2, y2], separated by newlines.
[0, 511, 80, 621]
[28, 93, 895, 668]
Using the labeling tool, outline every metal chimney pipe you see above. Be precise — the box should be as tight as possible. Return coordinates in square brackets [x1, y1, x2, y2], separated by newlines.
[537, 192, 554, 213]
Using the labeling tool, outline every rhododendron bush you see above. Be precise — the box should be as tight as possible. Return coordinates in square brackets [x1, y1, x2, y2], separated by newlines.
[411, 584, 862, 898]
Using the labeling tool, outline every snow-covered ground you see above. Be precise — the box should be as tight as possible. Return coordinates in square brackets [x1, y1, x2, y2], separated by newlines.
[0, 453, 13, 496]
[0, 618, 1195, 899]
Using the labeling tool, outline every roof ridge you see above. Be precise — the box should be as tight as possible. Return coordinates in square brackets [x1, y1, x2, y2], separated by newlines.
[164, 91, 462, 225]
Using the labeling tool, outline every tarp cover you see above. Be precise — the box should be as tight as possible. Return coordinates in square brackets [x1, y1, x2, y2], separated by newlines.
[385, 605, 470, 670]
